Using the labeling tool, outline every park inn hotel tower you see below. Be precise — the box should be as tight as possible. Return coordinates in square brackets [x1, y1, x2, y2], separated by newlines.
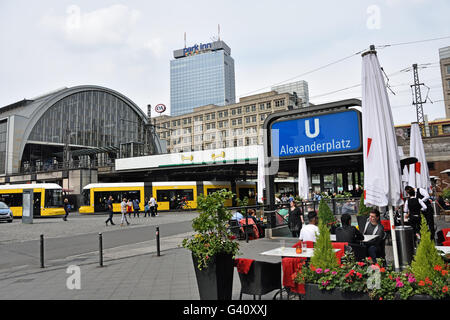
[170, 40, 236, 116]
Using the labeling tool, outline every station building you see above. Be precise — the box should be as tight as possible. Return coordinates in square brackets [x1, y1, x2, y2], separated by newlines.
[0, 85, 163, 205]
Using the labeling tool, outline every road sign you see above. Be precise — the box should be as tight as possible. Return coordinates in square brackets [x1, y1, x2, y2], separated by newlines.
[271, 109, 362, 158]
[155, 104, 166, 114]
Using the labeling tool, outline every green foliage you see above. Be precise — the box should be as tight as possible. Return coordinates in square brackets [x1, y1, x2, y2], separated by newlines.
[442, 188, 450, 200]
[310, 220, 339, 270]
[411, 214, 444, 281]
[317, 198, 338, 229]
[357, 195, 371, 216]
[182, 189, 240, 270]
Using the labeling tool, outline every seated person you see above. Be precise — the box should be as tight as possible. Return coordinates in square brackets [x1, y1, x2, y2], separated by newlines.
[341, 200, 356, 214]
[231, 210, 244, 225]
[336, 213, 364, 244]
[299, 211, 319, 243]
[361, 209, 385, 263]
[247, 209, 259, 224]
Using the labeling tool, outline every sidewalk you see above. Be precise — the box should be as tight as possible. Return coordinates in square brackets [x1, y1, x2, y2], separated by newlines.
[0, 216, 447, 300]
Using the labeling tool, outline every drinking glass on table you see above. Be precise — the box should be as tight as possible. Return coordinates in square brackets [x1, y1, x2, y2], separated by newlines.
[302, 241, 307, 253]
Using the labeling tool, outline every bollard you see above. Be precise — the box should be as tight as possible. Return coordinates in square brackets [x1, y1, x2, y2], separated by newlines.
[156, 226, 160, 257]
[40, 234, 44, 268]
[99, 233, 103, 267]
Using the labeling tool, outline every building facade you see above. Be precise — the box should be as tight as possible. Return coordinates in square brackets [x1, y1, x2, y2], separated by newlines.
[272, 80, 309, 108]
[170, 40, 235, 116]
[154, 91, 297, 153]
[439, 46, 450, 118]
[0, 85, 163, 200]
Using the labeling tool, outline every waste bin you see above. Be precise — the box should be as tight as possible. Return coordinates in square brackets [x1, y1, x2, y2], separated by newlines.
[395, 225, 415, 269]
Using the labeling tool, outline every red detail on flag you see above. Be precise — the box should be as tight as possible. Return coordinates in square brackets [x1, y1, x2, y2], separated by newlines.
[415, 162, 421, 174]
[367, 138, 372, 158]
[364, 190, 366, 200]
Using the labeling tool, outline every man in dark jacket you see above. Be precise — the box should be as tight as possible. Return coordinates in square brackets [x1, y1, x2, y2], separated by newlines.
[63, 198, 70, 221]
[336, 213, 364, 244]
[362, 209, 386, 263]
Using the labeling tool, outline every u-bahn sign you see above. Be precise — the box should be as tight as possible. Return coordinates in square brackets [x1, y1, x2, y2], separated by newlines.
[271, 109, 362, 158]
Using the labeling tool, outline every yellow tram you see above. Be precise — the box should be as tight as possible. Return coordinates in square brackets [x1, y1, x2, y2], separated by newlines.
[0, 183, 65, 217]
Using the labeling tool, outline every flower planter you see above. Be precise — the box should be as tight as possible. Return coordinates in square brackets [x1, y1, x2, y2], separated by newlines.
[192, 253, 234, 300]
[304, 283, 370, 300]
[408, 294, 434, 300]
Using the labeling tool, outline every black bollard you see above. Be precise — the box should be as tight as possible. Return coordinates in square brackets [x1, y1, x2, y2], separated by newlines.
[156, 226, 160, 256]
[99, 233, 103, 267]
[40, 234, 44, 268]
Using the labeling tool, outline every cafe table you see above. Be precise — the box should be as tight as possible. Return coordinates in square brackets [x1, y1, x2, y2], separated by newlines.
[260, 247, 341, 259]
[435, 246, 450, 255]
[330, 234, 379, 243]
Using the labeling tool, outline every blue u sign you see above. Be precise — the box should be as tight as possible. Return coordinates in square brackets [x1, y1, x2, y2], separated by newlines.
[271, 110, 361, 158]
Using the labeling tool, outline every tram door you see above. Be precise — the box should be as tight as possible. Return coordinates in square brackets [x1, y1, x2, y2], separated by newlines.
[33, 193, 41, 217]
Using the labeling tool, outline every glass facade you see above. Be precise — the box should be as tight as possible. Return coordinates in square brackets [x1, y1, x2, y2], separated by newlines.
[170, 50, 235, 116]
[28, 91, 145, 148]
[0, 120, 7, 174]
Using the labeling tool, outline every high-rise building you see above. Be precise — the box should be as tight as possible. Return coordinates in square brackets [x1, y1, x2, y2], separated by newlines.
[439, 46, 450, 118]
[170, 40, 236, 116]
[272, 80, 309, 107]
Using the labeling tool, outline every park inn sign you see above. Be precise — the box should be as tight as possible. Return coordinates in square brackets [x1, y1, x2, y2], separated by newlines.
[271, 109, 362, 158]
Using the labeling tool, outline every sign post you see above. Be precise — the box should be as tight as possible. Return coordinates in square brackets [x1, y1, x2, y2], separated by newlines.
[22, 189, 34, 224]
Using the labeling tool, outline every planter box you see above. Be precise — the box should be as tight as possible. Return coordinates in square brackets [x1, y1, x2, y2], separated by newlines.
[192, 253, 234, 300]
[408, 294, 434, 300]
[304, 283, 370, 300]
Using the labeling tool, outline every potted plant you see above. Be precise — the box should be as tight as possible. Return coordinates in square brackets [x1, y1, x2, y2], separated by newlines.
[356, 195, 371, 231]
[317, 198, 339, 234]
[293, 221, 371, 300]
[182, 189, 240, 300]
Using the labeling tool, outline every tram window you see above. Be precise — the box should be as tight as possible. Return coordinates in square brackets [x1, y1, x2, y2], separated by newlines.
[45, 189, 63, 207]
[82, 190, 90, 206]
[238, 188, 254, 200]
[207, 188, 230, 195]
[123, 190, 140, 201]
[0, 193, 22, 207]
[157, 190, 170, 202]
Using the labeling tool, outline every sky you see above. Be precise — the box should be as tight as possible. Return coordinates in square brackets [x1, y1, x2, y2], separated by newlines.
[0, 0, 449, 125]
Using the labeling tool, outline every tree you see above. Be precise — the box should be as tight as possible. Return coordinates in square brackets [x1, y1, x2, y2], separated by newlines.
[317, 198, 337, 230]
[411, 214, 444, 281]
[310, 221, 340, 270]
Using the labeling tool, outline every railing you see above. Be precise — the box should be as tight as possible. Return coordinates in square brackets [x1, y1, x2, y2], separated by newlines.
[19, 159, 115, 174]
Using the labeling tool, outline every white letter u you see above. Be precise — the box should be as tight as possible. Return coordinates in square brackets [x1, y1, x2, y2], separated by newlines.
[305, 119, 320, 138]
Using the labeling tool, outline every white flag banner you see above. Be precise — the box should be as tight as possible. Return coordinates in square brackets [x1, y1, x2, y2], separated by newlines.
[257, 145, 266, 204]
[408, 123, 431, 192]
[298, 157, 309, 201]
[361, 50, 403, 208]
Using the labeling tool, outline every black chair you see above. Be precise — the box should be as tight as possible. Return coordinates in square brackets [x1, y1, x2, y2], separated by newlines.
[436, 230, 445, 246]
[228, 220, 244, 239]
[348, 243, 368, 261]
[238, 261, 282, 300]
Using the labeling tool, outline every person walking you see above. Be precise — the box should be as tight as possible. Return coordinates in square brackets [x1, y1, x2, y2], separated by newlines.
[403, 187, 428, 240]
[149, 196, 156, 217]
[133, 198, 140, 218]
[144, 197, 150, 217]
[127, 198, 133, 219]
[405, 185, 435, 240]
[105, 195, 115, 226]
[63, 198, 70, 221]
[287, 200, 303, 237]
[121, 198, 130, 226]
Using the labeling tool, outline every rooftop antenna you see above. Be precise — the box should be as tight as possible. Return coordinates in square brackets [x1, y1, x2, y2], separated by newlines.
[218, 24, 221, 41]
[184, 32, 186, 48]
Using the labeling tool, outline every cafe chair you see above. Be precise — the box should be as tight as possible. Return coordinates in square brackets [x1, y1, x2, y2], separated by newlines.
[282, 257, 307, 300]
[380, 220, 391, 245]
[292, 241, 314, 249]
[348, 243, 368, 261]
[228, 220, 244, 240]
[436, 230, 446, 246]
[442, 240, 450, 247]
[442, 228, 450, 242]
[237, 261, 282, 300]
[332, 242, 348, 264]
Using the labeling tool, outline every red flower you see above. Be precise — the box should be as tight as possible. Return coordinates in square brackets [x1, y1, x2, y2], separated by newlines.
[380, 268, 386, 273]
[443, 286, 448, 293]
[379, 297, 383, 300]
[357, 262, 365, 267]
[442, 270, 448, 276]
[418, 281, 425, 287]
[388, 275, 393, 280]
[356, 272, 362, 279]
[434, 265, 443, 272]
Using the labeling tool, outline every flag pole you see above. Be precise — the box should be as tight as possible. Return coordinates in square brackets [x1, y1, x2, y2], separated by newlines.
[389, 205, 400, 271]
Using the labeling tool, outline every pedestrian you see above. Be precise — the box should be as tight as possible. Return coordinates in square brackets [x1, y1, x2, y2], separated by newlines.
[149, 196, 156, 217]
[63, 198, 70, 221]
[287, 200, 304, 238]
[144, 197, 150, 217]
[105, 195, 115, 226]
[121, 198, 130, 226]
[403, 188, 428, 240]
[133, 198, 140, 217]
[404, 185, 435, 240]
[127, 198, 133, 219]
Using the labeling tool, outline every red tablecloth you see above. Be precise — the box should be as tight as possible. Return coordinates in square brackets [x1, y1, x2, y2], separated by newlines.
[234, 258, 255, 274]
[282, 257, 306, 294]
